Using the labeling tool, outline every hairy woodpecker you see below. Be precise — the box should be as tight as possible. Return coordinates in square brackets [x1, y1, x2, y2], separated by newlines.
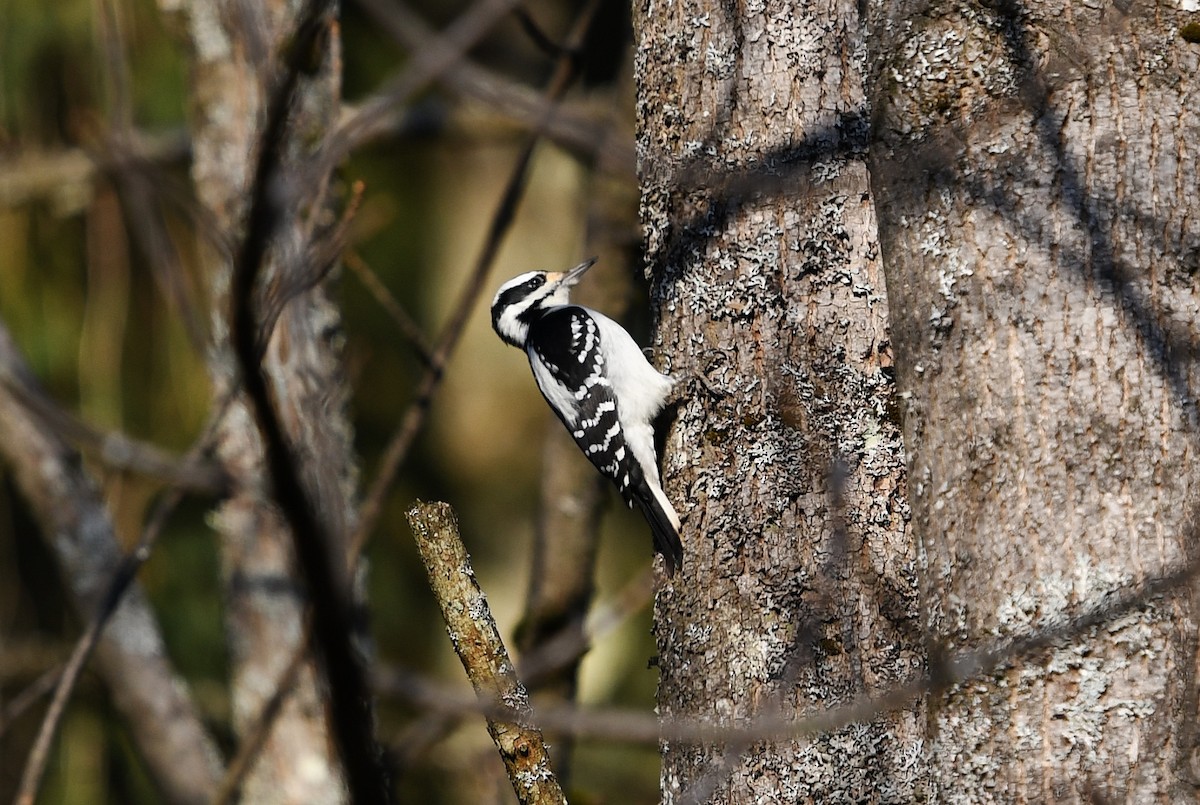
[490, 258, 683, 575]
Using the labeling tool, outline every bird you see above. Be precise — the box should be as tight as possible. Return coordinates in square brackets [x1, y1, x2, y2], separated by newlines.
[490, 258, 684, 575]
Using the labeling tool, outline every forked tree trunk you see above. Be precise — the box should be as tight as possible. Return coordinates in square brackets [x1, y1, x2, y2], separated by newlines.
[634, 0, 926, 801]
[162, 1, 358, 802]
[867, 0, 1200, 799]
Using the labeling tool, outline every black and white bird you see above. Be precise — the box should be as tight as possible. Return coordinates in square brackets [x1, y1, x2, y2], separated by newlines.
[490, 258, 683, 575]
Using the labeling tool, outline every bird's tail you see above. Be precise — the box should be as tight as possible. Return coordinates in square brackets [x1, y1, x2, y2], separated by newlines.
[632, 483, 683, 576]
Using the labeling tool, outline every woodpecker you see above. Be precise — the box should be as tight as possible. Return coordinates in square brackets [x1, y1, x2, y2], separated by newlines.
[490, 258, 683, 575]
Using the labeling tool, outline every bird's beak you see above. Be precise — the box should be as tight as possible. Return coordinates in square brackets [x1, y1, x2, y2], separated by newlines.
[547, 257, 597, 287]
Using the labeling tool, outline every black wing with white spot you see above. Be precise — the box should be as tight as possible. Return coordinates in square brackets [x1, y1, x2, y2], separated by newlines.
[526, 306, 642, 500]
[526, 306, 683, 573]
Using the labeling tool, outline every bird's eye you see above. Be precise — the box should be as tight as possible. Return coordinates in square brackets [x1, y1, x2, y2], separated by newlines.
[528, 275, 545, 290]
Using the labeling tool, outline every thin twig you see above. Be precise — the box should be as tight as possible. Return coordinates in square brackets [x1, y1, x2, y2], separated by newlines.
[5, 379, 226, 495]
[348, 0, 600, 565]
[0, 668, 62, 739]
[91, 0, 133, 131]
[0, 130, 189, 209]
[13, 473, 206, 805]
[255, 179, 366, 352]
[112, 158, 210, 355]
[512, 8, 570, 60]
[519, 567, 654, 688]
[350, 0, 634, 175]
[378, 545, 1200, 747]
[1, 316, 226, 805]
[344, 249, 436, 367]
[326, 0, 526, 173]
[70, 115, 213, 356]
[7, 394, 234, 805]
[405, 501, 566, 805]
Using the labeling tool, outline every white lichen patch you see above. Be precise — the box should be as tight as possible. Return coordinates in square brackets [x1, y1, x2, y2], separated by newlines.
[884, 6, 1020, 137]
[514, 766, 556, 793]
[793, 196, 852, 277]
[684, 619, 714, 645]
[912, 189, 975, 332]
[696, 251, 781, 323]
[992, 556, 1137, 638]
[466, 593, 492, 624]
[723, 618, 786, 686]
[704, 36, 738, 80]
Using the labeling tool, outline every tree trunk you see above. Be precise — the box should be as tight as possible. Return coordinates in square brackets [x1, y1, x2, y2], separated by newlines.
[163, 0, 358, 801]
[633, 0, 926, 801]
[867, 0, 1200, 799]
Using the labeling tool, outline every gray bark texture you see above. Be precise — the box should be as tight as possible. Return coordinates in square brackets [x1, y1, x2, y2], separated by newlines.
[866, 0, 1200, 800]
[162, 0, 359, 801]
[633, 0, 925, 801]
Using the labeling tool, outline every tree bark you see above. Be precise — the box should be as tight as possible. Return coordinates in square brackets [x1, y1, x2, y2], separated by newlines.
[162, 0, 359, 801]
[867, 0, 1200, 799]
[634, 0, 925, 801]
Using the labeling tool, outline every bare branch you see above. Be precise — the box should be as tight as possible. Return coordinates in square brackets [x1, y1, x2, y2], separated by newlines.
[0, 130, 189, 212]
[351, 0, 634, 176]
[0, 319, 222, 805]
[325, 0, 526, 172]
[378, 544, 1200, 747]
[5, 378, 225, 494]
[405, 501, 566, 805]
[0, 668, 61, 740]
[227, 0, 390, 800]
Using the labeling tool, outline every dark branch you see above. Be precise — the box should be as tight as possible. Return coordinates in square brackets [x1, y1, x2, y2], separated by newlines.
[348, 0, 600, 564]
[227, 1, 390, 802]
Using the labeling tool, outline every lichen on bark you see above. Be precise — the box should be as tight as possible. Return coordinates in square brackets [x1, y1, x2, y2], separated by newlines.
[634, 0, 926, 800]
[867, 0, 1200, 798]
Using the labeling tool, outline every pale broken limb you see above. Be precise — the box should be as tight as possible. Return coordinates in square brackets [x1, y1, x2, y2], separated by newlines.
[406, 501, 566, 805]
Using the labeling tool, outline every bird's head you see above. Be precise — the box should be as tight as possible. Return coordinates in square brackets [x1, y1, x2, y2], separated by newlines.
[490, 258, 596, 347]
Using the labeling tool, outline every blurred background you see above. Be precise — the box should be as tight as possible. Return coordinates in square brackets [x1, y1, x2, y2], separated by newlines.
[0, 0, 666, 801]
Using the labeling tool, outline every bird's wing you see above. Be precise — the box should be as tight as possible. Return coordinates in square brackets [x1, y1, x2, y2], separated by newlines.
[527, 306, 683, 574]
[527, 306, 640, 497]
